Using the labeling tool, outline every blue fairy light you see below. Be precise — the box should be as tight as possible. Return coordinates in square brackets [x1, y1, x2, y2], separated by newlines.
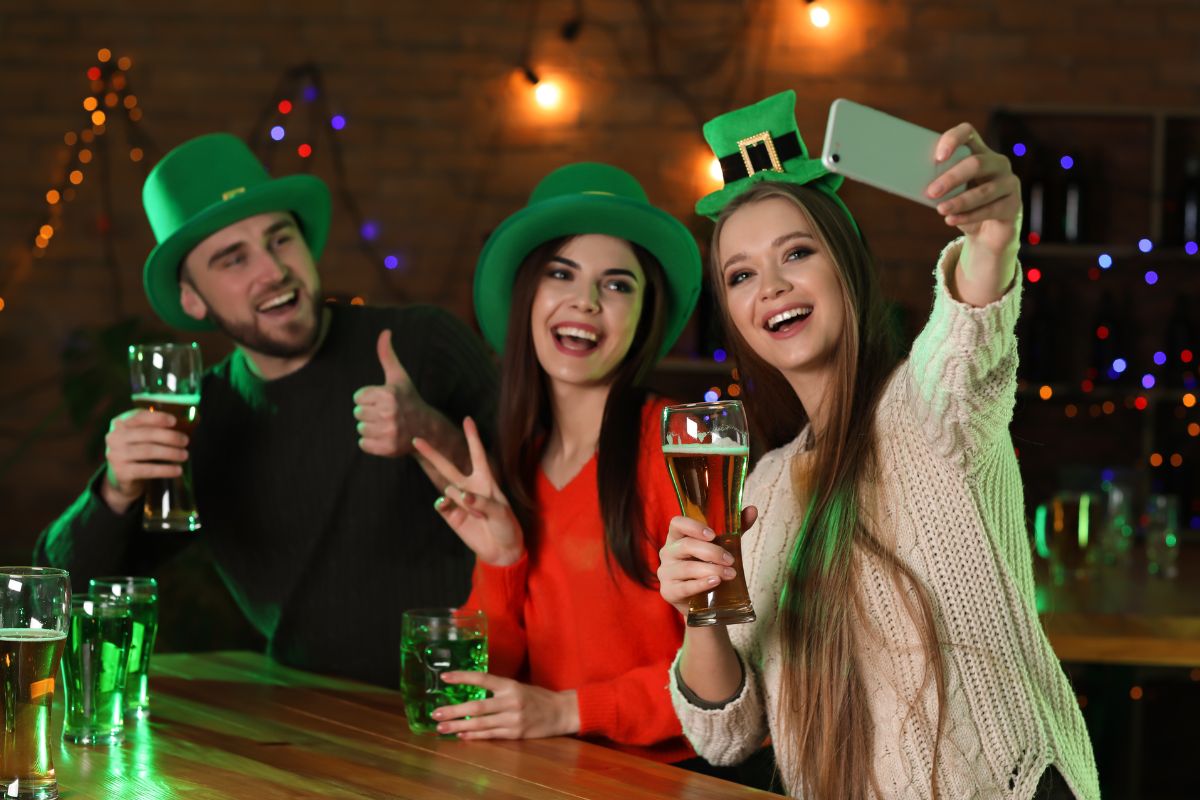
[1098, 253, 1113, 269]
[1142, 374, 1156, 389]
[270, 125, 285, 141]
[1154, 351, 1167, 366]
[1186, 241, 1198, 256]
[303, 86, 318, 102]
[384, 255, 398, 270]
[1060, 155, 1074, 170]
[1138, 238, 1153, 253]
[1012, 143, 1027, 157]
[1101, 468, 1115, 482]
[1145, 270, 1158, 285]
[713, 349, 727, 363]
[360, 221, 379, 241]
[331, 115, 347, 131]
[704, 390, 719, 403]
[1113, 358, 1127, 374]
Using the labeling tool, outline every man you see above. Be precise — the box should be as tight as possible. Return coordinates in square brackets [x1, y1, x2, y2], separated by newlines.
[35, 133, 497, 687]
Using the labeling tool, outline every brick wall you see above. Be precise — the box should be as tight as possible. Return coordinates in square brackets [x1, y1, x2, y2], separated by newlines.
[1, 1, 1198, 618]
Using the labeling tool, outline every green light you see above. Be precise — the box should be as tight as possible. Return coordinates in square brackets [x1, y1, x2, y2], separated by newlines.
[1166, 533, 1178, 548]
[1077, 493, 1090, 549]
[1034, 504, 1050, 559]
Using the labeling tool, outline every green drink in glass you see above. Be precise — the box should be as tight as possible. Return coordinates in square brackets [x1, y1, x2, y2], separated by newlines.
[88, 577, 158, 719]
[62, 596, 133, 744]
[400, 608, 487, 735]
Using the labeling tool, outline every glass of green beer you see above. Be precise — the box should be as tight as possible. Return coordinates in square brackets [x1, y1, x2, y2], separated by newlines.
[88, 577, 158, 719]
[61, 595, 134, 744]
[400, 608, 487, 735]
[129, 342, 202, 533]
[0, 567, 70, 800]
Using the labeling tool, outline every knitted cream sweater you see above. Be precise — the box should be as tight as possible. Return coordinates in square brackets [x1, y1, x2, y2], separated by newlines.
[669, 240, 1099, 800]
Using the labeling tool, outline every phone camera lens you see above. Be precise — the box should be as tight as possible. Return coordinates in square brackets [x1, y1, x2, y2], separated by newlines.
[831, 153, 841, 163]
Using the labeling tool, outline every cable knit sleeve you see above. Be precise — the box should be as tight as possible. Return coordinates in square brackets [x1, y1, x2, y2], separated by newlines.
[905, 238, 1023, 468]
[464, 556, 529, 680]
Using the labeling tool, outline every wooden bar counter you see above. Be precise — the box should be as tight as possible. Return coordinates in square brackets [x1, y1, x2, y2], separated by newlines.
[52, 651, 783, 799]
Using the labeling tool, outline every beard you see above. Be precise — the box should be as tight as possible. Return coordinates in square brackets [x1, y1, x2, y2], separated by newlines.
[204, 291, 324, 359]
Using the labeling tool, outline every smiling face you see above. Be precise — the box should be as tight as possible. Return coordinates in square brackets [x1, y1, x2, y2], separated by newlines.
[716, 196, 847, 386]
[528, 234, 647, 389]
[179, 211, 323, 360]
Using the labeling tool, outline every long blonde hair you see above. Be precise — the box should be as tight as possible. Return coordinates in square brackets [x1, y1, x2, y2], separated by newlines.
[709, 183, 946, 799]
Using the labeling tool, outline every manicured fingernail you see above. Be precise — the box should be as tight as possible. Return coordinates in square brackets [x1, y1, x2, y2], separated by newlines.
[703, 528, 715, 540]
[723, 568, 737, 579]
[437, 723, 450, 733]
[431, 709, 443, 720]
[707, 576, 720, 585]
[723, 552, 734, 565]
[434, 496, 446, 509]
[929, 182, 943, 196]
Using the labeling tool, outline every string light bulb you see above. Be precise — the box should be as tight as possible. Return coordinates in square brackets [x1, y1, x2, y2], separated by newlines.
[709, 158, 724, 182]
[534, 81, 562, 109]
[806, 0, 831, 28]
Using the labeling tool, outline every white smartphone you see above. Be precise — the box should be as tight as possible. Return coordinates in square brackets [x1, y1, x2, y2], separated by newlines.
[820, 98, 970, 208]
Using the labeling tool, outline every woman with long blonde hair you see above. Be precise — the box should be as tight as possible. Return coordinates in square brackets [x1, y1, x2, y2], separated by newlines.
[658, 92, 1099, 799]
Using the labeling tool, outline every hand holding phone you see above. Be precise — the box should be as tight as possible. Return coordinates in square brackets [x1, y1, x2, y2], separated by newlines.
[820, 99, 970, 208]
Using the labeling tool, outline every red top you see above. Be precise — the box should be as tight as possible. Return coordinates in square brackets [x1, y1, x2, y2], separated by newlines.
[466, 396, 692, 762]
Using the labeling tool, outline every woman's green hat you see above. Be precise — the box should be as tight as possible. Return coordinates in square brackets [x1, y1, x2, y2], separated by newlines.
[474, 162, 701, 359]
[696, 90, 855, 229]
[142, 133, 332, 330]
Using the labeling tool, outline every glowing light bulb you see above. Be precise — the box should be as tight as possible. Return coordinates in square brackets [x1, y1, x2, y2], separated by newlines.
[534, 81, 562, 109]
[809, 3, 831, 27]
[709, 158, 724, 182]
[83, 97, 99, 112]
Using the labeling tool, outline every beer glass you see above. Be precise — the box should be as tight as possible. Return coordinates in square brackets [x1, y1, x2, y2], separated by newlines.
[1033, 491, 1102, 585]
[400, 609, 487, 735]
[662, 401, 756, 626]
[62, 595, 133, 744]
[1145, 494, 1180, 580]
[0, 567, 70, 800]
[128, 343, 202, 532]
[88, 577, 158, 719]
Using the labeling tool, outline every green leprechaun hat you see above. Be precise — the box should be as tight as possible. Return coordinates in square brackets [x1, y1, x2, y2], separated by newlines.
[142, 133, 332, 330]
[696, 89, 855, 229]
[474, 162, 701, 360]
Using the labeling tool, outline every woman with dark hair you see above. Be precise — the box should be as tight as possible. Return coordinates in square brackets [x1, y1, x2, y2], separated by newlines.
[657, 92, 1099, 799]
[412, 163, 706, 761]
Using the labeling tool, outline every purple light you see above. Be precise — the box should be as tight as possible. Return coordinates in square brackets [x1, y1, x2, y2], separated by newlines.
[1145, 270, 1159, 285]
[1190, 515, 1200, 530]
[1060, 155, 1074, 170]
[1101, 468, 1115, 482]
[1142, 374, 1156, 390]
[384, 255, 398, 270]
[1098, 253, 1113, 269]
[360, 221, 379, 241]
[1012, 143, 1027, 157]
[270, 125, 285, 141]
[713, 349, 727, 363]
[331, 115, 346, 131]
[1154, 351, 1167, 366]
[703, 390, 719, 403]
[1186, 241, 1199, 256]
[1106, 368, 1120, 381]
[303, 86, 319, 102]
[1113, 358, 1127, 374]
[1139, 238, 1153, 253]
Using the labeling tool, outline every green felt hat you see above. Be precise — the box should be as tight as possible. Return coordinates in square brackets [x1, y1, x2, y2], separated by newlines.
[142, 133, 332, 330]
[474, 162, 701, 360]
[696, 90, 855, 229]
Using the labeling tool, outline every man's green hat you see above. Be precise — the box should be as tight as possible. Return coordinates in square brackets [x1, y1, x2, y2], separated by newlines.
[696, 90, 855, 228]
[474, 162, 701, 360]
[142, 133, 332, 330]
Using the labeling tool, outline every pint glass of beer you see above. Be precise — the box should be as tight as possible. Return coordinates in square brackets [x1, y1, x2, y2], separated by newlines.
[88, 577, 158, 719]
[0, 567, 70, 800]
[129, 343, 202, 532]
[662, 401, 756, 626]
[400, 608, 487, 735]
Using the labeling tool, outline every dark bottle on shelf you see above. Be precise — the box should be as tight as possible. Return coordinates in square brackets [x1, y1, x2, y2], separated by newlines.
[1023, 153, 1049, 244]
[1164, 294, 1196, 388]
[1061, 152, 1089, 243]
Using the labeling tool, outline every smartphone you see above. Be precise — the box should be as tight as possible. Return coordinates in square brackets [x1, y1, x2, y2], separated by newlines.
[820, 98, 970, 208]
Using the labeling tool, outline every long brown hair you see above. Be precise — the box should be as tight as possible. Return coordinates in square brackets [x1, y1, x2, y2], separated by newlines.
[497, 236, 668, 587]
[709, 183, 946, 799]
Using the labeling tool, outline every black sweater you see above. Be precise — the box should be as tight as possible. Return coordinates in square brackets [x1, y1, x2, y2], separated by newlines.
[35, 304, 498, 688]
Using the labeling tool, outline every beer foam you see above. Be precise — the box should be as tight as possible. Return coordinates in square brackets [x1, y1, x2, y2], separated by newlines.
[132, 392, 200, 405]
[0, 628, 66, 641]
[663, 444, 748, 456]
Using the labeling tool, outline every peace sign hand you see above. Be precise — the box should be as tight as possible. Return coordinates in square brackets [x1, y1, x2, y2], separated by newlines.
[413, 417, 525, 567]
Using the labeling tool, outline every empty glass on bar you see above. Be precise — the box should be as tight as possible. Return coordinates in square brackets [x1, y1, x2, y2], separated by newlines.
[662, 400, 756, 626]
[0, 567, 70, 800]
[400, 608, 487, 735]
[62, 595, 133, 744]
[129, 342, 202, 532]
[88, 577, 158, 719]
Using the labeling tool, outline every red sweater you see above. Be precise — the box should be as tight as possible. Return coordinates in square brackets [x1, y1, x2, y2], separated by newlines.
[466, 396, 692, 763]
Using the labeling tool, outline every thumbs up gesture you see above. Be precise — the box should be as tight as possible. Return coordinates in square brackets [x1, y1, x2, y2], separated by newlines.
[353, 329, 426, 458]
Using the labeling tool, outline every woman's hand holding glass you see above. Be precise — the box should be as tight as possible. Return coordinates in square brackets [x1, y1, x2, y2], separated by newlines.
[657, 506, 758, 617]
[430, 672, 579, 740]
[413, 418, 524, 567]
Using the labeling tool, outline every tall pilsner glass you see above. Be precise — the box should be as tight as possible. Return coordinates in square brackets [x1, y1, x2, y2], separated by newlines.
[0, 567, 70, 800]
[129, 343, 202, 532]
[662, 401, 756, 626]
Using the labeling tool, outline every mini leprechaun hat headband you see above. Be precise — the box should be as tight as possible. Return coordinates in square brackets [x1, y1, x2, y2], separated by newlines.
[695, 90, 857, 233]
